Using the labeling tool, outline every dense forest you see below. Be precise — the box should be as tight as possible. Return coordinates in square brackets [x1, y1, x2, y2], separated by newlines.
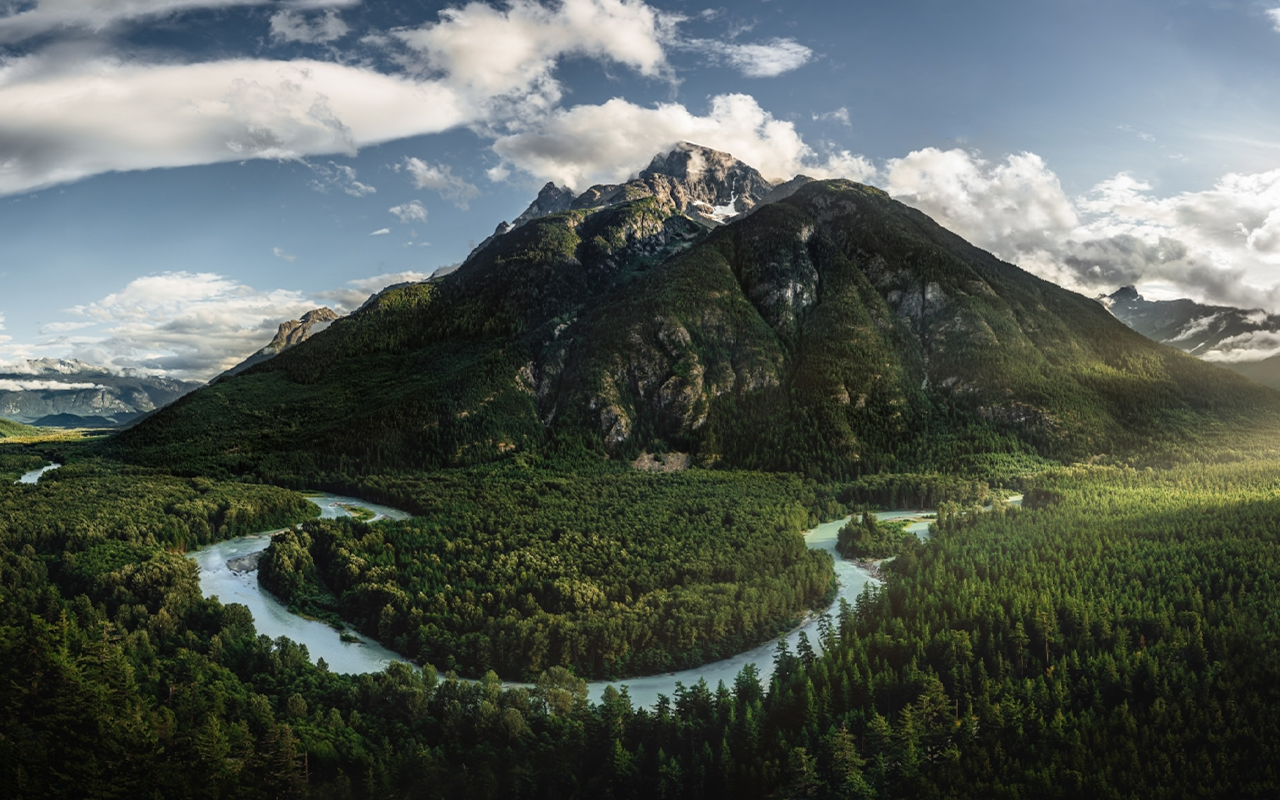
[5, 441, 1280, 797]
[259, 468, 837, 679]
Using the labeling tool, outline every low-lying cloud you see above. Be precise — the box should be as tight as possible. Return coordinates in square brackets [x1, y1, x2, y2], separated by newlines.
[0, 379, 106, 392]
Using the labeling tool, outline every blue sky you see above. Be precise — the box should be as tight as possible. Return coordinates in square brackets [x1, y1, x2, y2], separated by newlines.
[2, 0, 1280, 378]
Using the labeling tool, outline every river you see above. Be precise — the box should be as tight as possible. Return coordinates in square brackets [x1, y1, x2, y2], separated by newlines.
[189, 493, 412, 675]
[15, 463, 60, 484]
[188, 491, 967, 704]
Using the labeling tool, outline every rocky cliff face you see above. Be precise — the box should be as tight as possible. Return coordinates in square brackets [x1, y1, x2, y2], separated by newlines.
[0, 359, 199, 426]
[218, 308, 340, 380]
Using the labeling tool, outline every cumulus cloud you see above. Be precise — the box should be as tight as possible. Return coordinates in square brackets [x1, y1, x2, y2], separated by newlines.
[882, 148, 1079, 279]
[864, 147, 1280, 319]
[269, 9, 349, 44]
[694, 37, 813, 78]
[393, 0, 674, 102]
[389, 200, 428, 223]
[63, 272, 318, 380]
[1269, 8, 1280, 32]
[490, 93, 876, 189]
[314, 270, 432, 312]
[399, 158, 480, 208]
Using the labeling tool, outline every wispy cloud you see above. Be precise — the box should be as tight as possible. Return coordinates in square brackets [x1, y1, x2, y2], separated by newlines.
[692, 37, 813, 78]
[368, 227, 391, 236]
[272, 247, 297, 262]
[1268, 7, 1280, 32]
[269, 9, 350, 44]
[399, 158, 479, 209]
[307, 162, 377, 197]
[813, 107, 851, 127]
[0, 379, 106, 392]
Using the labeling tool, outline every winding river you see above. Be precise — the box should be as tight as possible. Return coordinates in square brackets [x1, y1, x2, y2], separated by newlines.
[15, 463, 60, 484]
[15, 459, 1010, 701]
[190, 494, 412, 675]
[188, 490, 970, 704]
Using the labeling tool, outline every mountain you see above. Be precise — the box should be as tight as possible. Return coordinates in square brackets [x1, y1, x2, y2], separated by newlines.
[0, 359, 200, 427]
[217, 307, 340, 380]
[113, 146, 1280, 480]
[1101, 286, 1280, 391]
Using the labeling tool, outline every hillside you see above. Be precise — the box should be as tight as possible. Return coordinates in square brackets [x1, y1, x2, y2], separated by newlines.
[113, 147, 1280, 480]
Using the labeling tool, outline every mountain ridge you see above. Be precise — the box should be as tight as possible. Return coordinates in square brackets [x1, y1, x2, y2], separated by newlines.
[113, 148, 1280, 479]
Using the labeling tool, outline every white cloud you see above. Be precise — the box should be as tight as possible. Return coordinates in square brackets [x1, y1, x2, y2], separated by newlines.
[399, 158, 479, 208]
[490, 93, 876, 189]
[64, 271, 318, 380]
[1203, 330, 1280, 363]
[272, 246, 297, 262]
[368, 227, 391, 235]
[389, 200, 428, 223]
[314, 270, 432, 312]
[0, 55, 469, 196]
[1268, 8, 1280, 32]
[882, 148, 1079, 280]
[394, 0, 674, 101]
[695, 37, 813, 78]
[0, 0, 690, 197]
[269, 9, 350, 44]
[862, 147, 1280, 314]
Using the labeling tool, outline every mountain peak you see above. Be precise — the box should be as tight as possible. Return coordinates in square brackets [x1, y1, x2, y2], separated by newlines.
[504, 143, 779, 234]
[216, 307, 339, 382]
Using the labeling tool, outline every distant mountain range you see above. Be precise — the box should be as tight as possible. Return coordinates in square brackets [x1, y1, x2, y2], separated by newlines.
[0, 359, 200, 428]
[114, 142, 1280, 479]
[1101, 286, 1280, 391]
[0, 308, 342, 428]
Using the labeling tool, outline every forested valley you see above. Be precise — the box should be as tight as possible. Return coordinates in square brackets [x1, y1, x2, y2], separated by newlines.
[5, 441, 1280, 797]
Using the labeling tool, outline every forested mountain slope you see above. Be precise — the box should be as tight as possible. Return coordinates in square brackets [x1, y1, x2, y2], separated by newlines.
[113, 150, 1280, 480]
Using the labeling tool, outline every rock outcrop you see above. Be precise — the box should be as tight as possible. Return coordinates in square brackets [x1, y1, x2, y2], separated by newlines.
[218, 308, 340, 380]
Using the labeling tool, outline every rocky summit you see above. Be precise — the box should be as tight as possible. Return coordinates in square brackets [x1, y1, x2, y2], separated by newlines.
[218, 307, 340, 380]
